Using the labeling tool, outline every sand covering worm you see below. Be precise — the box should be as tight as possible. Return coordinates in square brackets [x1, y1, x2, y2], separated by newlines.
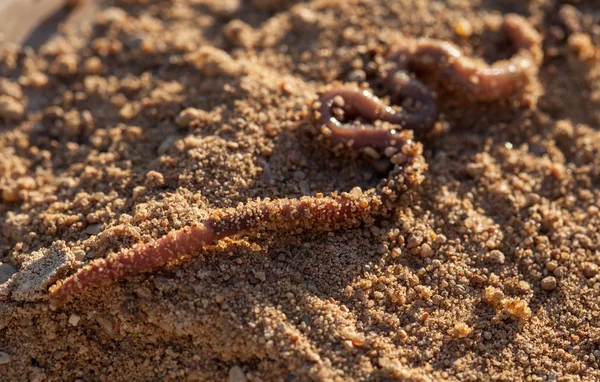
[48, 14, 541, 302]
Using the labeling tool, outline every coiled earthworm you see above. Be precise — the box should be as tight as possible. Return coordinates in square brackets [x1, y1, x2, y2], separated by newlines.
[316, 81, 437, 148]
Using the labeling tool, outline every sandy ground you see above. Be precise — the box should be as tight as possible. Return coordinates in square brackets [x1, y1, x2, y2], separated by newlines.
[1, 0, 600, 381]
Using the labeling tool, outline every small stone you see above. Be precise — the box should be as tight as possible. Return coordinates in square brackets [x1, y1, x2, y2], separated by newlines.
[93, 315, 117, 337]
[503, 297, 532, 320]
[254, 271, 266, 282]
[51, 54, 79, 77]
[176, 107, 208, 127]
[228, 365, 247, 382]
[406, 231, 424, 249]
[158, 136, 178, 155]
[145, 171, 165, 188]
[349, 187, 363, 198]
[449, 322, 472, 338]
[362, 146, 380, 160]
[223, 20, 256, 48]
[0, 262, 17, 284]
[0, 352, 10, 365]
[484, 286, 504, 305]
[0, 96, 24, 120]
[26, 72, 49, 88]
[347, 69, 366, 83]
[419, 243, 434, 258]
[226, 141, 240, 150]
[44, 105, 64, 120]
[483, 331, 492, 340]
[290, 6, 317, 30]
[546, 261, 558, 272]
[377, 244, 388, 255]
[549, 164, 566, 180]
[332, 95, 345, 108]
[83, 57, 103, 74]
[568, 32, 597, 61]
[68, 314, 81, 327]
[384, 147, 399, 157]
[0, 80, 23, 99]
[541, 276, 557, 291]
[488, 250, 505, 264]
[185, 46, 240, 77]
[84, 224, 103, 235]
[119, 103, 139, 120]
[455, 19, 473, 37]
[340, 327, 366, 347]
[581, 262, 598, 278]
[390, 153, 408, 165]
[434, 234, 447, 245]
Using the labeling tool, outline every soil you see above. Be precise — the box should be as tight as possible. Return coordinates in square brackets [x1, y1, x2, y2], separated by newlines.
[1, 0, 600, 381]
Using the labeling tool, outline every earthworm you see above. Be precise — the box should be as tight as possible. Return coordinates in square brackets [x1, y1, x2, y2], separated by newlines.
[390, 14, 542, 101]
[316, 82, 437, 148]
[49, 192, 384, 300]
[49, 132, 426, 302]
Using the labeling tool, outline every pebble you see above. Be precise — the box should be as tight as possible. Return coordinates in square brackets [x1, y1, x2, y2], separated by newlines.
[68, 314, 81, 327]
[0, 352, 10, 365]
[449, 323, 472, 338]
[546, 261, 558, 272]
[377, 244, 388, 255]
[419, 243, 434, 258]
[228, 366, 247, 382]
[488, 250, 505, 264]
[290, 6, 317, 30]
[176, 107, 208, 127]
[84, 224, 104, 235]
[455, 18, 473, 37]
[581, 262, 598, 278]
[0, 96, 24, 120]
[347, 69, 366, 83]
[0, 263, 17, 284]
[541, 276, 557, 291]
[406, 231, 424, 249]
[51, 54, 79, 77]
[390, 153, 408, 165]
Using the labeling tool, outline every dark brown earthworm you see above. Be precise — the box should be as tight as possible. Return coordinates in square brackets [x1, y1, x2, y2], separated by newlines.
[390, 14, 542, 101]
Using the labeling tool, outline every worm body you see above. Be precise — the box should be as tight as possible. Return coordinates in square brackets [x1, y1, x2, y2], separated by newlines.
[390, 14, 542, 102]
[317, 84, 437, 149]
[49, 193, 384, 300]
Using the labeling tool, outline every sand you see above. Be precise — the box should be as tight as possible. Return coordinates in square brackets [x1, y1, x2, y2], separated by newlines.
[1, 0, 600, 380]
